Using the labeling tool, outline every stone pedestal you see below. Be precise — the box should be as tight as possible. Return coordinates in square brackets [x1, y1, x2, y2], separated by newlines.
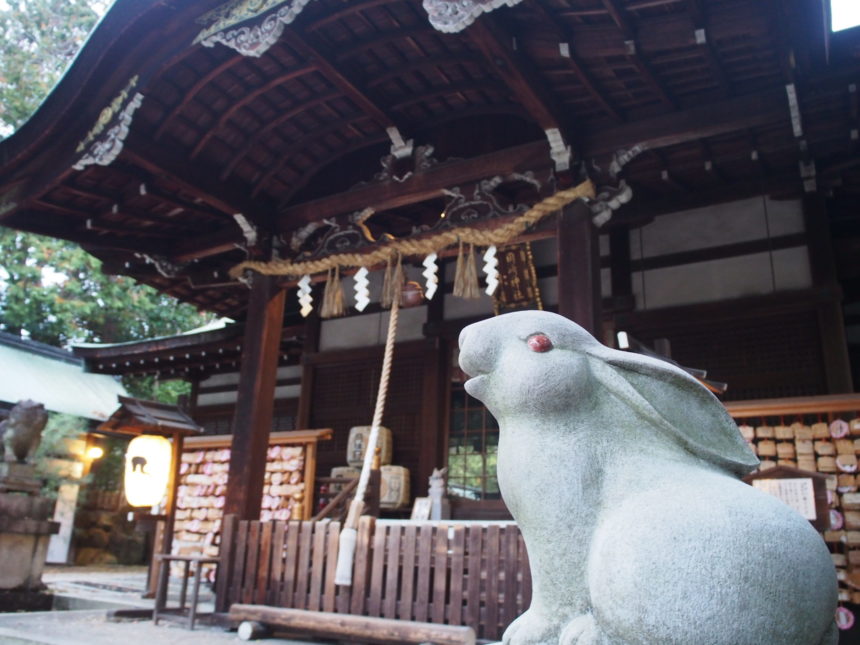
[0, 467, 59, 593]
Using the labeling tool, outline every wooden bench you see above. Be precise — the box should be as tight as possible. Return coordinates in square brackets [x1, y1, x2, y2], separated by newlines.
[230, 604, 476, 644]
[154, 553, 220, 629]
[216, 516, 531, 641]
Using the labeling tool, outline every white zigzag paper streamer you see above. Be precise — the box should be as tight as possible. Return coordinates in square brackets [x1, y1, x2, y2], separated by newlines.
[297, 274, 313, 317]
[353, 266, 370, 312]
[422, 252, 439, 300]
[483, 245, 499, 296]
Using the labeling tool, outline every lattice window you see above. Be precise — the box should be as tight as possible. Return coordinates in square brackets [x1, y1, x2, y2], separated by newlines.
[448, 360, 501, 500]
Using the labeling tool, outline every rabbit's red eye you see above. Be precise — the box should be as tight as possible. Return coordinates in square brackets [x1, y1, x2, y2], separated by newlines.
[527, 333, 553, 352]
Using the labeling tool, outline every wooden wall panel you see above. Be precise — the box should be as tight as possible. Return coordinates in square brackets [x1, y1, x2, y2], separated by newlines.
[308, 345, 428, 506]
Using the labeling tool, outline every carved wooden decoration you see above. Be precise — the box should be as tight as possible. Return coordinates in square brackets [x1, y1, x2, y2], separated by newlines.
[423, 0, 526, 33]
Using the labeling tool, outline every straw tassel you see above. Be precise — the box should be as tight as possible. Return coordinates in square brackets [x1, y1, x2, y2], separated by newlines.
[454, 242, 480, 299]
[320, 267, 345, 319]
[381, 254, 405, 308]
[381, 256, 394, 309]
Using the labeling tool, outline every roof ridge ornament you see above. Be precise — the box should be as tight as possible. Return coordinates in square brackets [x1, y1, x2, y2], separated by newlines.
[423, 0, 525, 33]
[194, 0, 314, 57]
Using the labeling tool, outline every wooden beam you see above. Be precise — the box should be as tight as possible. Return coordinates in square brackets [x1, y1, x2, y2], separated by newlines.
[121, 131, 275, 219]
[171, 226, 243, 263]
[190, 64, 317, 159]
[276, 139, 553, 229]
[557, 201, 602, 335]
[599, 0, 675, 108]
[529, 0, 624, 122]
[272, 90, 789, 234]
[466, 17, 569, 133]
[284, 31, 396, 130]
[229, 605, 477, 645]
[686, 0, 731, 96]
[583, 89, 787, 156]
[223, 275, 286, 521]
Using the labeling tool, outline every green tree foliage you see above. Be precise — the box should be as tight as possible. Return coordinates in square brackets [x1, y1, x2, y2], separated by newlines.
[0, 228, 212, 401]
[0, 0, 104, 135]
[0, 228, 209, 347]
[0, 1, 214, 403]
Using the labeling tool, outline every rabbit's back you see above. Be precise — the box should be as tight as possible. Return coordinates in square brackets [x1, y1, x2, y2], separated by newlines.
[587, 471, 836, 645]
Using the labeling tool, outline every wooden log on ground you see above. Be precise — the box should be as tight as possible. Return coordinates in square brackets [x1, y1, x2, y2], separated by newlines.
[229, 604, 477, 645]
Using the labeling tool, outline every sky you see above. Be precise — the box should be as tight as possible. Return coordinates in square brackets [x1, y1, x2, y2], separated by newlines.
[832, 0, 860, 31]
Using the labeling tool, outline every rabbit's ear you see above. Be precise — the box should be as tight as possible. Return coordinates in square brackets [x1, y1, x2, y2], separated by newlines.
[587, 352, 759, 476]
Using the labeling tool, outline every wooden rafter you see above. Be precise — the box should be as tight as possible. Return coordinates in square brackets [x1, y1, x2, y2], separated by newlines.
[364, 54, 484, 90]
[686, 0, 730, 96]
[190, 64, 318, 159]
[529, 0, 624, 123]
[250, 114, 376, 198]
[220, 90, 341, 181]
[583, 88, 787, 156]
[121, 132, 275, 219]
[599, 0, 676, 109]
[304, 0, 394, 32]
[466, 16, 569, 134]
[154, 54, 249, 141]
[283, 31, 398, 131]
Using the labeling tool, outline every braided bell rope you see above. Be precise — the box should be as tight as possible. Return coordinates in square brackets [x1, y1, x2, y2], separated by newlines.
[344, 295, 399, 529]
[229, 178, 595, 279]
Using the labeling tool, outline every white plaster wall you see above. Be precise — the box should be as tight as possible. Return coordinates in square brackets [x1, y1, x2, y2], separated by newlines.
[632, 247, 812, 310]
[196, 365, 303, 407]
[631, 197, 804, 259]
[319, 305, 427, 351]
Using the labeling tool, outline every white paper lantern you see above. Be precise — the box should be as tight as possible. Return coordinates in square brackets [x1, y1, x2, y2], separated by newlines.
[124, 435, 172, 507]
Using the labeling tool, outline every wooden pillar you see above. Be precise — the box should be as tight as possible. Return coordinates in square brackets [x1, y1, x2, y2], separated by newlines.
[557, 202, 602, 336]
[417, 263, 447, 493]
[804, 195, 853, 393]
[223, 274, 287, 521]
[296, 313, 321, 430]
[609, 227, 633, 299]
[154, 430, 184, 604]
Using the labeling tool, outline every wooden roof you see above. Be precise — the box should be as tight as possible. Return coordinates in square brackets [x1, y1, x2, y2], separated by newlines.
[72, 320, 304, 376]
[97, 395, 203, 436]
[0, 0, 857, 319]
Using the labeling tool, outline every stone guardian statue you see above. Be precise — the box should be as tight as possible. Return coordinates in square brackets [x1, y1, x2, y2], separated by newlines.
[458, 310, 837, 645]
[0, 400, 48, 463]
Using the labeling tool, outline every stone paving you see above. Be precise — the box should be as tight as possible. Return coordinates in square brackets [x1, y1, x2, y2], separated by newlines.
[0, 567, 327, 645]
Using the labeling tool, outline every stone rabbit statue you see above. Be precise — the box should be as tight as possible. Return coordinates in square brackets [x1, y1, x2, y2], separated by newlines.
[458, 311, 836, 645]
[0, 400, 48, 463]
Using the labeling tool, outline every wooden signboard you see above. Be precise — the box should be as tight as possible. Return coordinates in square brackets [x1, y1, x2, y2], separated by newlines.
[493, 243, 543, 314]
[744, 465, 829, 531]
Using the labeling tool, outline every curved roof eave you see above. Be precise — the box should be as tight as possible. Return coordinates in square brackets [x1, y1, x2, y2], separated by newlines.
[0, 0, 217, 183]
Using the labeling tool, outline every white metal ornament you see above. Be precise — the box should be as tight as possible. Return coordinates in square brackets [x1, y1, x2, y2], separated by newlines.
[353, 266, 370, 312]
[298, 274, 313, 317]
[422, 253, 439, 300]
[483, 245, 499, 296]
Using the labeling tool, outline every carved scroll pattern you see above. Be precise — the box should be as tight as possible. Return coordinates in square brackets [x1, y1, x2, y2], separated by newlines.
[194, 0, 313, 57]
[422, 0, 525, 33]
[290, 171, 552, 261]
[73, 77, 144, 171]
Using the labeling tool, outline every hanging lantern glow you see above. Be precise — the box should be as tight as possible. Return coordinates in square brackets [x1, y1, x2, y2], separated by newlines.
[124, 435, 172, 507]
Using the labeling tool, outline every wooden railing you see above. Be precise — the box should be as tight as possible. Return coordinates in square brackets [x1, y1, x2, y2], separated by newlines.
[216, 516, 531, 641]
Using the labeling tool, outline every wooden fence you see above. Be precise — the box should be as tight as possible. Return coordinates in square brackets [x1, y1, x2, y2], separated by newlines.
[216, 516, 531, 641]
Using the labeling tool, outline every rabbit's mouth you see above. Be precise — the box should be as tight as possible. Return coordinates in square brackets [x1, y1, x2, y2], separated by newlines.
[464, 372, 489, 399]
